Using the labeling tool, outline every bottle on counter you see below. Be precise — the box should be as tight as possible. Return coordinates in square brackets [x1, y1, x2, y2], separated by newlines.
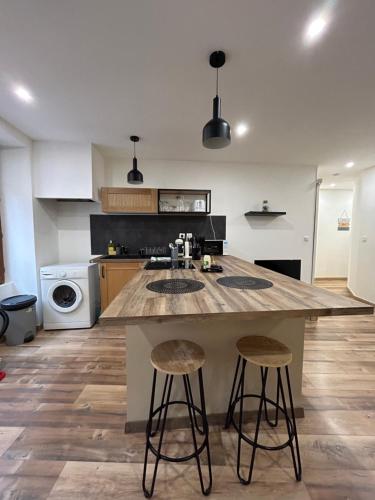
[108, 240, 116, 256]
[203, 254, 211, 270]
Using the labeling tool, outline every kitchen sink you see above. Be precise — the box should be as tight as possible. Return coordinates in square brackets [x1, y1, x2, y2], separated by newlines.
[144, 261, 195, 270]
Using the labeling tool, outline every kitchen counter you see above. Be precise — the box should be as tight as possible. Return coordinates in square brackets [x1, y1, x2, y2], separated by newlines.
[100, 255, 372, 325]
[100, 255, 373, 432]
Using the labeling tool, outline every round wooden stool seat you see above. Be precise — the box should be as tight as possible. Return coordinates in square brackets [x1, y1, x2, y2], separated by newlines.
[236, 335, 292, 368]
[151, 340, 205, 375]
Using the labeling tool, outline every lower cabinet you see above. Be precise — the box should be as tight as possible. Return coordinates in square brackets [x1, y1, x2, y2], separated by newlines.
[100, 261, 144, 311]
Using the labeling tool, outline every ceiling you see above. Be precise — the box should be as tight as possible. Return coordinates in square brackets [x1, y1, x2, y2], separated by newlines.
[1, 0, 375, 176]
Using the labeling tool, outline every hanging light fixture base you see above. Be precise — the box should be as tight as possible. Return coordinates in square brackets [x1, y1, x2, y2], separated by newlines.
[209, 51, 226, 68]
[203, 50, 231, 149]
[127, 135, 143, 184]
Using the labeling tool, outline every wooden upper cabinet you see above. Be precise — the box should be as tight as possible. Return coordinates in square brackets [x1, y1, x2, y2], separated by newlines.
[101, 187, 158, 213]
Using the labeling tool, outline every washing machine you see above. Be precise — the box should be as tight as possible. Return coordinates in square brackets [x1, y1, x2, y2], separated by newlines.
[40, 263, 100, 330]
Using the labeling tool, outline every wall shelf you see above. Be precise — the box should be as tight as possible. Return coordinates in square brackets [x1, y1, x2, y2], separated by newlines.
[244, 211, 286, 216]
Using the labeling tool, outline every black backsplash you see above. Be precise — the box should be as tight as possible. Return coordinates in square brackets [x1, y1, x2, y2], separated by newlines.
[90, 215, 226, 255]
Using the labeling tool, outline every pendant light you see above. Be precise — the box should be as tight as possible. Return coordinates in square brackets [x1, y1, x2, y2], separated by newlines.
[202, 50, 231, 149]
[127, 135, 143, 184]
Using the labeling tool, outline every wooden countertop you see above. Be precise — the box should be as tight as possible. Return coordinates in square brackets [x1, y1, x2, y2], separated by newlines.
[100, 256, 374, 326]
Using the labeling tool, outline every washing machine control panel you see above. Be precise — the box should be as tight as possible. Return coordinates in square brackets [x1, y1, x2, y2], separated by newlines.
[40, 267, 89, 280]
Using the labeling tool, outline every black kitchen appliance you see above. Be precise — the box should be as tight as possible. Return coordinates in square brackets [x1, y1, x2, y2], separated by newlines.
[254, 260, 301, 280]
[202, 240, 223, 256]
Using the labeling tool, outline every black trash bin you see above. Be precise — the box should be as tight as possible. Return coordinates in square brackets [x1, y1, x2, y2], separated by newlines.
[0, 295, 37, 346]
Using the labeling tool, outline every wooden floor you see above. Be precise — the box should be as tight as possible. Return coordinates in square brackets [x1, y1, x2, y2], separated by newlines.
[0, 279, 375, 499]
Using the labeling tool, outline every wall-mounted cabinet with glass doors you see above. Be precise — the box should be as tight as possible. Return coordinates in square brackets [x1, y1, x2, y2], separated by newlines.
[158, 189, 211, 215]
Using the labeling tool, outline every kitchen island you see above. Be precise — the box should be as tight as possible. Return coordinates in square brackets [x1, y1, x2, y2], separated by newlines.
[100, 256, 373, 432]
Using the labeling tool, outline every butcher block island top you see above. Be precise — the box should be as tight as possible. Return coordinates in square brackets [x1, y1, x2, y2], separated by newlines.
[100, 256, 373, 326]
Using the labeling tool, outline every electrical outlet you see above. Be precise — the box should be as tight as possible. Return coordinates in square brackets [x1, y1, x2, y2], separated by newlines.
[179, 233, 186, 239]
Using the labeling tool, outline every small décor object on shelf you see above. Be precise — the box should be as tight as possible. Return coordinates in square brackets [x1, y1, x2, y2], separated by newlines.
[262, 200, 269, 212]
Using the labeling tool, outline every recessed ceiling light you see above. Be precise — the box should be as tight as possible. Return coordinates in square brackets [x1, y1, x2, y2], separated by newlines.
[330, 183, 336, 187]
[235, 122, 249, 137]
[304, 13, 330, 45]
[13, 84, 34, 103]
[345, 161, 355, 168]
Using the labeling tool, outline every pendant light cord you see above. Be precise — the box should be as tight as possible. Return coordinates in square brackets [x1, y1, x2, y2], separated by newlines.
[216, 68, 219, 96]
[133, 141, 136, 158]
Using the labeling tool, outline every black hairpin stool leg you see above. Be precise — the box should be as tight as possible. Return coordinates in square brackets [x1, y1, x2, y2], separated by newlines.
[142, 370, 173, 498]
[224, 355, 241, 429]
[262, 367, 280, 428]
[186, 373, 205, 435]
[237, 363, 268, 485]
[150, 374, 169, 437]
[282, 367, 302, 481]
[183, 369, 212, 495]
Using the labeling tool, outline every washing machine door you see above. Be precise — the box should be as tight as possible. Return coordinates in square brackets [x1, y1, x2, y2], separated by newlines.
[47, 280, 83, 313]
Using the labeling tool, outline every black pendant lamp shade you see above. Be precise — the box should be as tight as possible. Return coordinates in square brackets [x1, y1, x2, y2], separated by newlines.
[202, 51, 231, 149]
[127, 135, 143, 184]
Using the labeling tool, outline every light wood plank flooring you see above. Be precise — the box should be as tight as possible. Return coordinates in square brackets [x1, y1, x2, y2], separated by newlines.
[0, 279, 375, 499]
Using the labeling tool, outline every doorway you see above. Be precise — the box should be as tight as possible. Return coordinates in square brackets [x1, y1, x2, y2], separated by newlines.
[314, 186, 354, 285]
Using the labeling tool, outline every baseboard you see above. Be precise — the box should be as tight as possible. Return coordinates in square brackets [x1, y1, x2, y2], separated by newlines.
[314, 277, 348, 281]
[125, 406, 305, 433]
[347, 285, 375, 306]
[43, 321, 95, 330]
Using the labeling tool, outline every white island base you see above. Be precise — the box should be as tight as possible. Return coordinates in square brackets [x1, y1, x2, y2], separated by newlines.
[125, 316, 305, 432]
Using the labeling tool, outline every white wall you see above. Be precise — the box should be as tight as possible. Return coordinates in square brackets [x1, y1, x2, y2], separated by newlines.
[0, 148, 39, 303]
[315, 189, 353, 278]
[57, 201, 101, 263]
[0, 282, 18, 301]
[348, 167, 375, 302]
[33, 199, 59, 269]
[57, 159, 317, 283]
[0, 147, 60, 323]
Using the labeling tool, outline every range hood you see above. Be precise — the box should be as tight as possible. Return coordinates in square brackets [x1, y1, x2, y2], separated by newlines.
[33, 142, 104, 201]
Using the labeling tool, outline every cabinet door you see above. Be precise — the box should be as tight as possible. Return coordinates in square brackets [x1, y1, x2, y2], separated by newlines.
[101, 188, 158, 213]
[100, 262, 143, 311]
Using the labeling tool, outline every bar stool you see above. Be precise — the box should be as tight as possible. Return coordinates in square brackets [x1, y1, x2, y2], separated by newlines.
[224, 336, 302, 485]
[142, 339, 212, 498]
